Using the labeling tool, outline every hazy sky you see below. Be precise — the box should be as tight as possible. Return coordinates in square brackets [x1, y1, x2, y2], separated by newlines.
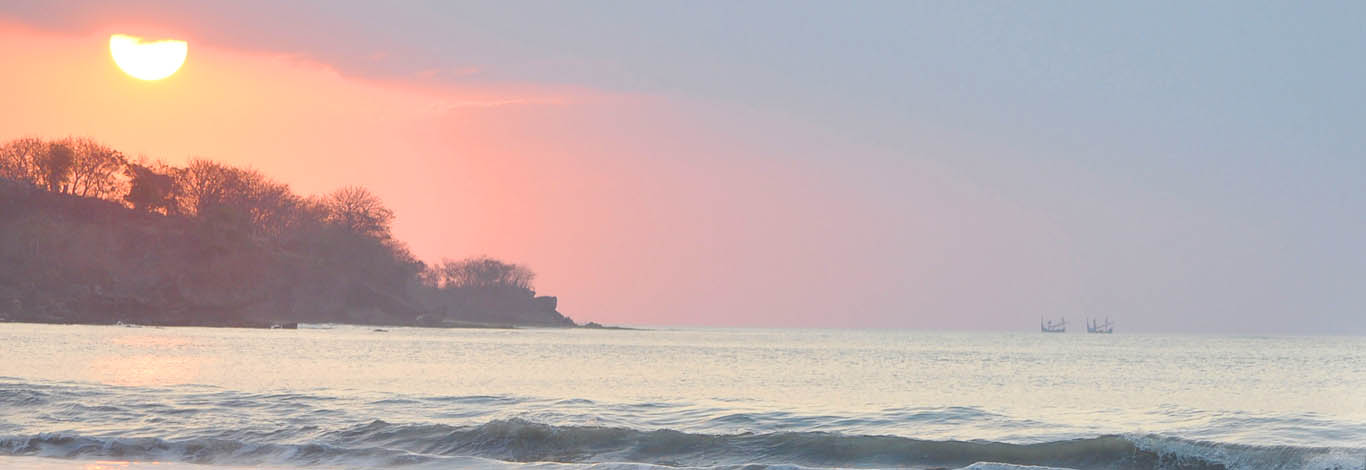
[1, 1, 1363, 333]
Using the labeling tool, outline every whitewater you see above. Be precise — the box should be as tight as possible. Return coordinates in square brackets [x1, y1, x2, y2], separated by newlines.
[0, 323, 1362, 470]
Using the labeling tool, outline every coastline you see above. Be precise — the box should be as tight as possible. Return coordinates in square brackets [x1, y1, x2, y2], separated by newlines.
[0, 318, 635, 330]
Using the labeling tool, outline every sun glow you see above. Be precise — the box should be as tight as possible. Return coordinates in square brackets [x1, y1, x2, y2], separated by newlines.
[109, 34, 187, 80]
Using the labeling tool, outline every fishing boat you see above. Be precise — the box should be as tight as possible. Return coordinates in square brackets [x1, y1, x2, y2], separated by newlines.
[1086, 317, 1114, 334]
[1040, 316, 1067, 333]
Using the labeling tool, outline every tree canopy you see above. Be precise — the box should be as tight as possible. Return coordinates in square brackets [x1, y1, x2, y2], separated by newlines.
[0, 136, 567, 327]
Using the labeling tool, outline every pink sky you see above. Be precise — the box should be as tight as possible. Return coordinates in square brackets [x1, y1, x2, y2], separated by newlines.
[4, 23, 1023, 327]
[6, 6, 1359, 333]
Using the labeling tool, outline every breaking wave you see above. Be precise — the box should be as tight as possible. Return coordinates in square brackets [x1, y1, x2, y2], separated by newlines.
[3, 420, 1362, 470]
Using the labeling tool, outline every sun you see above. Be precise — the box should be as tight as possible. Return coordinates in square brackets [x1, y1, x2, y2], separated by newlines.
[109, 34, 187, 81]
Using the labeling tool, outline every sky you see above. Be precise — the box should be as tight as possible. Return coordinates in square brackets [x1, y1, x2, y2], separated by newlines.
[1, 1, 1363, 333]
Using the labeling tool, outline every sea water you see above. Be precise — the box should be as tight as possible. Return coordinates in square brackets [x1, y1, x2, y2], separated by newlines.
[0, 323, 1362, 469]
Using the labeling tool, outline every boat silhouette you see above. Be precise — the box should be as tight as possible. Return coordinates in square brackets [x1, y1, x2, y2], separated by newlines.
[1040, 316, 1067, 333]
[1086, 317, 1114, 334]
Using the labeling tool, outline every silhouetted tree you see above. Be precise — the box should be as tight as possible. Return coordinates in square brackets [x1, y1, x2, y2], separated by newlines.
[124, 163, 178, 214]
[36, 141, 75, 193]
[174, 159, 309, 240]
[1, 137, 129, 200]
[0, 137, 46, 183]
[242, 175, 299, 240]
[324, 186, 394, 239]
[66, 138, 128, 199]
[176, 159, 246, 216]
[437, 256, 535, 290]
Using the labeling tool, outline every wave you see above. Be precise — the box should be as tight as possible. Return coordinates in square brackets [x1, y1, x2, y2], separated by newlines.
[3, 420, 1363, 470]
[0, 432, 434, 468]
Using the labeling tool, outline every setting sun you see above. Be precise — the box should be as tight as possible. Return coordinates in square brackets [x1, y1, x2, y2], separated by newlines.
[0, 4, 1363, 470]
[109, 33, 186, 80]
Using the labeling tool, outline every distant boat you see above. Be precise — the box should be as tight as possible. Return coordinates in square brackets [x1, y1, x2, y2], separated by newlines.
[1041, 316, 1067, 333]
[1086, 317, 1114, 334]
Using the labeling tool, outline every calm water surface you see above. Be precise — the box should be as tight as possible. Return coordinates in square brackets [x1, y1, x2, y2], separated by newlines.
[1, 324, 1363, 470]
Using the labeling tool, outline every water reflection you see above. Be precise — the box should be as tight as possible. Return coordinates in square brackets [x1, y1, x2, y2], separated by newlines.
[84, 462, 131, 469]
[110, 335, 194, 348]
[88, 354, 205, 387]
[88, 333, 206, 387]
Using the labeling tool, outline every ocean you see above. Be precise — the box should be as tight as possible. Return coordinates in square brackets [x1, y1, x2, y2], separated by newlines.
[0, 323, 1362, 470]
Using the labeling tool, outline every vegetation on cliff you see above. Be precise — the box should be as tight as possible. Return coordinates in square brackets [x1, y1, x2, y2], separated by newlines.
[0, 136, 573, 327]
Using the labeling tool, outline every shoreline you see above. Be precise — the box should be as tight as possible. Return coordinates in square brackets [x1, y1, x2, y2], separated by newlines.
[0, 318, 641, 331]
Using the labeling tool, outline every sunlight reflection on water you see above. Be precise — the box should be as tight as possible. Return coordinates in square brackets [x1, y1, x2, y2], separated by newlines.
[84, 332, 207, 387]
[87, 354, 205, 387]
